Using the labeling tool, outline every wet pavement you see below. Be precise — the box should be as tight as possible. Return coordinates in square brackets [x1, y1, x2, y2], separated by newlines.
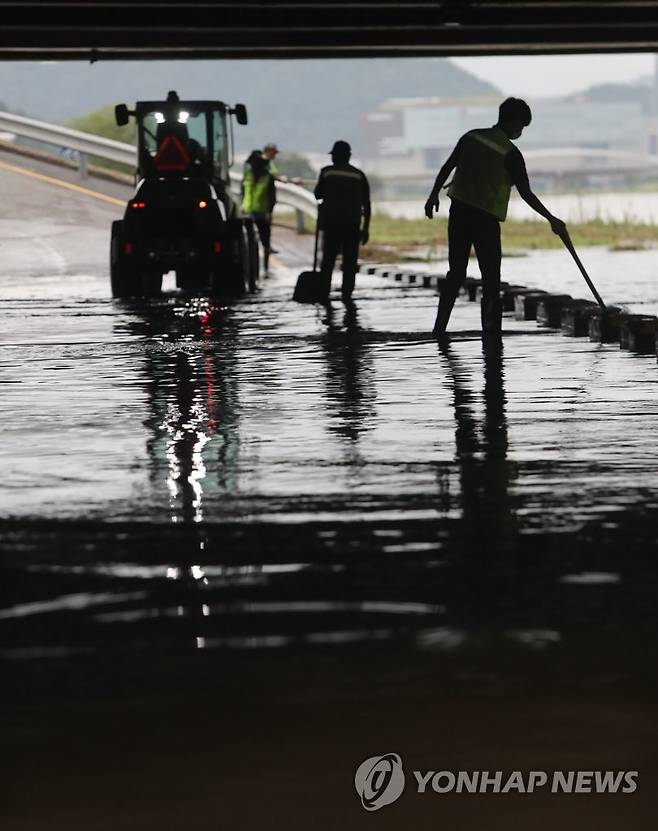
[2, 159, 658, 829]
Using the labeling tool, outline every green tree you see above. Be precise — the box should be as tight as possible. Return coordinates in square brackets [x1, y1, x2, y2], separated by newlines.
[67, 104, 136, 172]
[68, 103, 136, 144]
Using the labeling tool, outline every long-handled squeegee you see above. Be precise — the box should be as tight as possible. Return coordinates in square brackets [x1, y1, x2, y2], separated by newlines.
[560, 229, 607, 310]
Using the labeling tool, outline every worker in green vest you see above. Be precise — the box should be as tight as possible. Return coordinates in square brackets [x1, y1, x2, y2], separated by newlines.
[262, 142, 305, 254]
[425, 97, 568, 348]
[242, 149, 276, 274]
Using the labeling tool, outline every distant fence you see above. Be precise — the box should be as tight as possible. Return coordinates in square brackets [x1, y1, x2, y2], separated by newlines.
[0, 110, 317, 230]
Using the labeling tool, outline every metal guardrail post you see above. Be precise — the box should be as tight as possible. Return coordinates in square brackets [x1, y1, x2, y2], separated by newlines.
[295, 209, 305, 234]
[78, 152, 88, 179]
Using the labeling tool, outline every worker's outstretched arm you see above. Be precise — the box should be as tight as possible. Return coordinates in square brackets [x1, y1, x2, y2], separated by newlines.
[508, 150, 567, 239]
[424, 141, 461, 219]
[516, 185, 567, 238]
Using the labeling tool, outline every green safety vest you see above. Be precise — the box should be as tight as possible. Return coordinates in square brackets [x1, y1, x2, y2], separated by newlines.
[448, 127, 515, 221]
[242, 167, 273, 214]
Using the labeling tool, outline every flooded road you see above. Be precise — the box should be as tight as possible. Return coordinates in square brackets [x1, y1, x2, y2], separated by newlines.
[2, 161, 658, 829]
[2, 251, 657, 527]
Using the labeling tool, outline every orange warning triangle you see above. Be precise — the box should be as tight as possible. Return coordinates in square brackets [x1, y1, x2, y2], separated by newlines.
[153, 134, 190, 172]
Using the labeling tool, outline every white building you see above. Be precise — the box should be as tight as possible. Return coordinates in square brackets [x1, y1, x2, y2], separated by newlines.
[361, 94, 650, 194]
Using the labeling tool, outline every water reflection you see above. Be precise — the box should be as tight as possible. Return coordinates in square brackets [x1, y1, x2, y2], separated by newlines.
[121, 299, 241, 523]
[320, 300, 376, 458]
[438, 341, 519, 547]
[116, 299, 243, 645]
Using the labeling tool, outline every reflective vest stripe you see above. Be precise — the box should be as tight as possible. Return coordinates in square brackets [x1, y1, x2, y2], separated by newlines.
[470, 132, 509, 155]
[323, 169, 363, 181]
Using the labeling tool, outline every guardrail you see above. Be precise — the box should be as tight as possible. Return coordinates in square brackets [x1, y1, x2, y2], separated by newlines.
[0, 110, 317, 230]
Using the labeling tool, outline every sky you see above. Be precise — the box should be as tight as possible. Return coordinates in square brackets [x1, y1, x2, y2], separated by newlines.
[452, 53, 656, 97]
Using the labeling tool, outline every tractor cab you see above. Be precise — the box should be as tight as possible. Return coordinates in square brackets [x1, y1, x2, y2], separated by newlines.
[115, 90, 248, 205]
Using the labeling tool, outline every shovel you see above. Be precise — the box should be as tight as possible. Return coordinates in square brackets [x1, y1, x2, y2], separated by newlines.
[293, 216, 327, 303]
[559, 228, 607, 310]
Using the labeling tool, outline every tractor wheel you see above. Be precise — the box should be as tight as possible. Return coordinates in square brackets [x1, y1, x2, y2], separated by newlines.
[144, 272, 163, 297]
[211, 222, 248, 297]
[110, 220, 133, 298]
[245, 219, 260, 292]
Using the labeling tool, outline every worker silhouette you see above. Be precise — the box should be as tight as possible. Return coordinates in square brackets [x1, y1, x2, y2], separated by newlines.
[314, 140, 371, 302]
[242, 149, 276, 274]
[425, 97, 568, 347]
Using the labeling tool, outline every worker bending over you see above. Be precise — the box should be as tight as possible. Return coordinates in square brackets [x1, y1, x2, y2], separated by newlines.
[425, 97, 568, 346]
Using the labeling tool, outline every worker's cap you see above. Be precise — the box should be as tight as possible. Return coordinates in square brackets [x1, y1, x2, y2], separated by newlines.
[263, 142, 279, 152]
[330, 140, 351, 155]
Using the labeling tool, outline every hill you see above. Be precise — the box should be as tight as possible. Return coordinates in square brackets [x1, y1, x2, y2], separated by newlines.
[0, 59, 498, 153]
[572, 81, 650, 109]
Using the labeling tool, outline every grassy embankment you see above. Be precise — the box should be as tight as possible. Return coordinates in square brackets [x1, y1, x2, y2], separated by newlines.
[277, 211, 658, 261]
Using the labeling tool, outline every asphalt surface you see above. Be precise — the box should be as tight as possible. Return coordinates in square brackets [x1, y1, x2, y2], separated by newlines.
[1, 150, 658, 829]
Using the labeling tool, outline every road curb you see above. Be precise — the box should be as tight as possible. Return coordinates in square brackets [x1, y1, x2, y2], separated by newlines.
[357, 261, 658, 361]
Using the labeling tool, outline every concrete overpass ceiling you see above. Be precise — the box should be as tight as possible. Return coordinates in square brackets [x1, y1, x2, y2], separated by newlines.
[3, 1, 658, 60]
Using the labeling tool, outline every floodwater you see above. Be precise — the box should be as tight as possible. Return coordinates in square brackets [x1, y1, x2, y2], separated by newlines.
[2, 240, 658, 530]
[378, 189, 658, 224]
[2, 183, 658, 827]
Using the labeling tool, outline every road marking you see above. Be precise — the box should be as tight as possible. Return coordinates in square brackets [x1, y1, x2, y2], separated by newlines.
[0, 159, 125, 206]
